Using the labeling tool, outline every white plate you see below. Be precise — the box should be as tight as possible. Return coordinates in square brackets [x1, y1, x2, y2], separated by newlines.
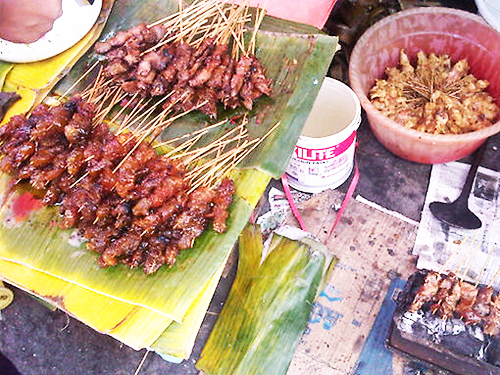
[476, 0, 500, 34]
[0, 0, 102, 63]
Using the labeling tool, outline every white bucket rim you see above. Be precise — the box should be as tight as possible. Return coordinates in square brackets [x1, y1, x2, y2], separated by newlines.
[298, 77, 362, 143]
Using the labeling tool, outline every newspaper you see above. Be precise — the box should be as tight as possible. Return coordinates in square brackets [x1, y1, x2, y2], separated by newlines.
[414, 161, 500, 289]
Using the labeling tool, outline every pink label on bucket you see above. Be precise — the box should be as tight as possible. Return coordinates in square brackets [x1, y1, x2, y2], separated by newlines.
[294, 131, 356, 161]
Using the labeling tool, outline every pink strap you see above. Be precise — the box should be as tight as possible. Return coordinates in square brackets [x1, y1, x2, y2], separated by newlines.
[281, 174, 307, 231]
[280, 152, 360, 237]
[327, 158, 359, 241]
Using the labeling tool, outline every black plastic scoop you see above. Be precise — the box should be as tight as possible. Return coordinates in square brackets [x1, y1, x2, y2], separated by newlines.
[429, 142, 486, 230]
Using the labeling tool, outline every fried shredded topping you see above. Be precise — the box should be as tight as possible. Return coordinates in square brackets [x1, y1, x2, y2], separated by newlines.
[370, 50, 499, 134]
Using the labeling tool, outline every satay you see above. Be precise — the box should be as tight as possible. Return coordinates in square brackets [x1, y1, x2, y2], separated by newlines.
[409, 271, 442, 312]
[429, 272, 463, 319]
[431, 273, 458, 314]
[0, 97, 234, 274]
[484, 294, 500, 336]
[407, 271, 500, 334]
[473, 286, 494, 318]
[95, 24, 272, 118]
[455, 281, 482, 325]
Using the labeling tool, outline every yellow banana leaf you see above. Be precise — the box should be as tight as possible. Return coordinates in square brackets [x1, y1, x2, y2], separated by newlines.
[0, 62, 13, 88]
[0, 260, 137, 333]
[0, 247, 230, 352]
[149, 249, 231, 360]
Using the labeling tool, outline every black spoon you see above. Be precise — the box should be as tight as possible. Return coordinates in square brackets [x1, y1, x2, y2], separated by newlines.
[429, 142, 487, 230]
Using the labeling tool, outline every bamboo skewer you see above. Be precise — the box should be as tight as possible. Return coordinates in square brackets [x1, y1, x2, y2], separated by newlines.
[475, 245, 496, 287]
[94, 88, 128, 125]
[459, 239, 483, 281]
[154, 118, 228, 148]
[116, 97, 150, 134]
[188, 121, 280, 190]
[117, 95, 171, 136]
[176, 122, 247, 161]
[248, 6, 266, 55]
[166, 133, 207, 159]
[174, 131, 248, 164]
[488, 264, 500, 289]
[108, 92, 140, 128]
[69, 172, 90, 189]
[59, 61, 101, 100]
[452, 232, 479, 275]
[86, 64, 107, 104]
[148, 0, 206, 28]
[213, 3, 246, 52]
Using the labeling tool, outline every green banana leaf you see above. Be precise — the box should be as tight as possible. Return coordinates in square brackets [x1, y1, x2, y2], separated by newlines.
[0, 0, 337, 337]
[54, 0, 338, 178]
[0, 172, 252, 322]
[197, 225, 336, 375]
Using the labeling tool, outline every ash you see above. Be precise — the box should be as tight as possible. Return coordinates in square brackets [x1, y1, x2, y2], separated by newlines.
[397, 310, 486, 361]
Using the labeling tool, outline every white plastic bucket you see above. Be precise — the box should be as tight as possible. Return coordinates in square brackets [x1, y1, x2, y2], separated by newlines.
[285, 77, 362, 193]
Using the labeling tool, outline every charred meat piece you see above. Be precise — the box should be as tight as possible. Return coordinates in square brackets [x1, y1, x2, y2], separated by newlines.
[230, 55, 252, 98]
[430, 273, 457, 315]
[455, 281, 482, 325]
[484, 294, 500, 336]
[473, 286, 494, 318]
[409, 271, 442, 312]
[436, 279, 461, 319]
[208, 178, 234, 233]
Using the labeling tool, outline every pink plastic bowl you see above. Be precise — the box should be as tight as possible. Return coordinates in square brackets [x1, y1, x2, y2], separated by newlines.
[349, 7, 500, 164]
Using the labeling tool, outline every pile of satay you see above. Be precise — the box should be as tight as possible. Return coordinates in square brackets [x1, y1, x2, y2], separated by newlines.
[409, 270, 500, 336]
[0, 1, 275, 275]
[0, 96, 234, 275]
[95, 22, 272, 117]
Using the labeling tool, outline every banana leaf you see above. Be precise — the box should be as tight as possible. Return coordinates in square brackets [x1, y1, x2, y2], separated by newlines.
[54, 0, 338, 178]
[0, 242, 230, 353]
[0, 0, 115, 125]
[149, 249, 230, 360]
[0, 259, 151, 334]
[0, 0, 338, 356]
[0, 172, 253, 322]
[197, 225, 336, 375]
[0, 62, 13, 88]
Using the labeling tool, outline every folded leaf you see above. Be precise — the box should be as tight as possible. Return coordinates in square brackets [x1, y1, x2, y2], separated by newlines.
[197, 225, 336, 375]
